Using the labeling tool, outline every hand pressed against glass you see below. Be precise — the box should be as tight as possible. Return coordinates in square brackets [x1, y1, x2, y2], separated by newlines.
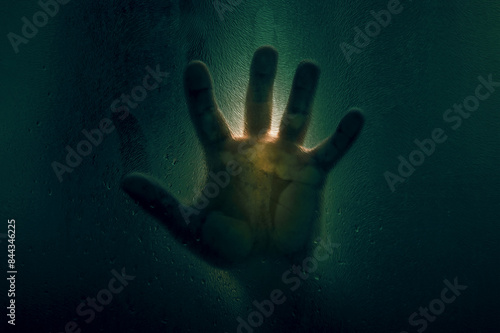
[120, 46, 364, 267]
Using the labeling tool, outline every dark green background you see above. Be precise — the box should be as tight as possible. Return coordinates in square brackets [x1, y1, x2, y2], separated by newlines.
[1, 0, 499, 332]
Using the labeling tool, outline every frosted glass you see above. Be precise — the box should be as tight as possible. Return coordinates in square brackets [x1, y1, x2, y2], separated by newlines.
[0, 0, 499, 332]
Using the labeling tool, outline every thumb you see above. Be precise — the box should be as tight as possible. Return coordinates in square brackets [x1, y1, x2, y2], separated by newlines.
[121, 172, 199, 238]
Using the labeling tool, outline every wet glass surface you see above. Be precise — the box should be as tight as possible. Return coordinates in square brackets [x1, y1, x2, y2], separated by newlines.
[1, 0, 499, 332]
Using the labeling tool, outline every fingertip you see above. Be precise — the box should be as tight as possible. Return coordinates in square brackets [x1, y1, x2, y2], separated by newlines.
[186, 60, 208, 71]
[121, 172, 149, 196]
[294, 60, 320, 90]
[256, 45, 278, 54]
[340, 108, 365, 137]
[298, 60, 320, 72]
[348, 107, 365, 121]
[184, 60, 212, 91]
[251, 46, 278, 76]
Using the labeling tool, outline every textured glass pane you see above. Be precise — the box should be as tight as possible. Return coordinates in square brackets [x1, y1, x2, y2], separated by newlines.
[1, 0, 499, 332]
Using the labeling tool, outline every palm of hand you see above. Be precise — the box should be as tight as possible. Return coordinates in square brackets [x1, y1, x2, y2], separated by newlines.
[121, 46, 364, 267]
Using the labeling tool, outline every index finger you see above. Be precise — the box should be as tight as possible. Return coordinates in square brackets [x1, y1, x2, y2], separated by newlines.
[184, 61, 233, 153]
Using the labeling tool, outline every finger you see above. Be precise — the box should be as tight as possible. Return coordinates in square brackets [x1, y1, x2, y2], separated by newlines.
[278, 61, 320, 145]
[244, 46, 278, 137]
[112, 111, 151, 174]
[121, 172, 234, 267]
[121, 172, 200, 236]
[184, 61, 232, 153]
[310, 109, 364, 171]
